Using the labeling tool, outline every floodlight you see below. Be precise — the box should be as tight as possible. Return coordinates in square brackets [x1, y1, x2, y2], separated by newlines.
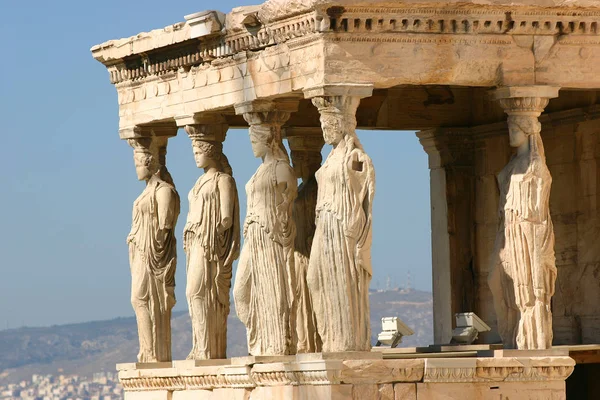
[376, 317, 414, 348]
[451, 312, 491, 345]
[185, 11, 226, 39]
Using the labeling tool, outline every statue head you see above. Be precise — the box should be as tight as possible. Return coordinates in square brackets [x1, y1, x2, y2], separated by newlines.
[320, 111, 345, 145]
[248, 123, 290, 162]
[507, 115, 542, 148]
[249, 125, 272, 158]
[311, 95, 360, 147]
[192, 140, 223, 169]
[128, 138, 159, 181]
[185, 122, 232, 175]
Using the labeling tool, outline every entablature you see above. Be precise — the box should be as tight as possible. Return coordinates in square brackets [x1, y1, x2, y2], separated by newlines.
[91, 0, 600, 131]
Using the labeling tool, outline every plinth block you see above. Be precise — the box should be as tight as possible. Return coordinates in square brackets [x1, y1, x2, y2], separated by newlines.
[117, 352, 575, 399]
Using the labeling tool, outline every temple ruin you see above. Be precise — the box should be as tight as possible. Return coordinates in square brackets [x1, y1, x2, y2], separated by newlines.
[92, 0, 600, 398]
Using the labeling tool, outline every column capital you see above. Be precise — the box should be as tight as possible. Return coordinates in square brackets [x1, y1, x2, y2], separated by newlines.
[491, 86, 560, 116]
[234, 98, 299, 116]
[285, 127, 325, 153]
[174, 113, 227, 128]
[235, 99, 298, 129]
[417, 128, 474, 169]
[303, 84, 373, 99]
[176, 113, 229, 143]
[118, 122, 178, 140]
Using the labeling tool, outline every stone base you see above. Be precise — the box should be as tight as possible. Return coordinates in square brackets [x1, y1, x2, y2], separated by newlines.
[117, 352, 575, 399]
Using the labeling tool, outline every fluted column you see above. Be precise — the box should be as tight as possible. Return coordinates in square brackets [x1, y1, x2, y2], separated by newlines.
[120, 123, 180, 362]
[233, 100, 299, 356]
[285, 127, 325, 353]
[304, 84, 375, 352]
[176, 114, 240, 360]
[489, 86, 560, 349]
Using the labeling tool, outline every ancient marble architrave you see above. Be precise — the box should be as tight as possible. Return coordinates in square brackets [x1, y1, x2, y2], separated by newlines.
[286, 127, 325, 354]
[488, 86, 560, 350]
[126, 132, 181, 362]
[305, 85, 375, 352]
[180, 114, 240, 360]
[92, 1, 600, 132]
[233, 100, 299, 356]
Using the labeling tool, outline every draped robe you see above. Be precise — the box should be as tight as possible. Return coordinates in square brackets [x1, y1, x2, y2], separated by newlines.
[307, 145, 375, 352]
[234, 160, 297, 355]
[490, 138, 556, 349]
[128, 175, 180, 362]
[184, 172, 240, 359]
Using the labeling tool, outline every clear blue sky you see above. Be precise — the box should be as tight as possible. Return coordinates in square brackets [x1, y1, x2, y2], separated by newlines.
[0, 0, 432, 328]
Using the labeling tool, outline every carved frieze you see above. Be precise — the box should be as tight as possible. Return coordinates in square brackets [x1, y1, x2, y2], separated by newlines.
[423, 359, 575, 383]
[118, 356, 575, 391]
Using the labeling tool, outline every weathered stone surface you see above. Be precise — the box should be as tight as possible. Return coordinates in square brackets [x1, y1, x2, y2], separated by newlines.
[340, 360, 424, 384]
[117, 355, 576, 399]
[93, 0, 600, 133]
[212, 388, 251, 400]
[488, 87, 559, 350]
[93, 3, 600, 397]
[378, 383, 394, 400]
[184, 118, 240, 361]
[307, 87, 375, 352]
[172, 389, 212, 400]
[124, 391, 171, 400]
[416, 381, 566, 400]
[287, 128, 324, 354]
[352, 384, 378, 400]
[394, 383, 416, 400]
[233, 101, 298, 356]
[127, 135, 180, 362]
[259, 0, 600, 23]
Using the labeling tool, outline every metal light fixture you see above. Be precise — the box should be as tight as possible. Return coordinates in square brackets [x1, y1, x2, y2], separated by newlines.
[451, 312, 491, 345]
[376, 317, 414, 348]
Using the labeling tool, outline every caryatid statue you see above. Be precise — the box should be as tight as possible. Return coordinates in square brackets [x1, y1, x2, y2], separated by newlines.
[183, 119, 240, 360]
[127, 134, 180, 362]
[307, 92, 375, 352]
[489, 87, 559, 350]
[233, 102, 298, 356]
[287, 130, 324, 353]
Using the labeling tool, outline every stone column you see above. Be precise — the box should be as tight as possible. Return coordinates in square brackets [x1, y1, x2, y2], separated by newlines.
[417, 128, 476, 345]
[304, 84, 375, 352]
[176, 114, 240, 360]
[119, 123, 180, 362]
[233, 100, 299, 356]
[285, 127, 325, 353]
[489, 86, 560, 349]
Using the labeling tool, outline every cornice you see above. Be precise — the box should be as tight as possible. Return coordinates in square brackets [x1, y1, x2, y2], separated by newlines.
[95, 4, 600, 86]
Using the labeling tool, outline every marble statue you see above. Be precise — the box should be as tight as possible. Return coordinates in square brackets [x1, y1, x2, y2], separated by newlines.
[288, 133, 324, 353]
[488, 115, 557, 350]
[233, 111, 298, 356]
[127, 136, 180, 362]
[183, 125, 240, 360]
[308, 96, 375, 352]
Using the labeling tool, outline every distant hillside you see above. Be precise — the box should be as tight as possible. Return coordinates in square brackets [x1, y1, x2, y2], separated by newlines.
[0, 289, 432, 384]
